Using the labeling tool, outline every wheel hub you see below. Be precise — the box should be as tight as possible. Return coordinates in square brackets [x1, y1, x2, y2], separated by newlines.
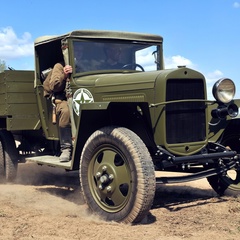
[95, 165, 115, 192]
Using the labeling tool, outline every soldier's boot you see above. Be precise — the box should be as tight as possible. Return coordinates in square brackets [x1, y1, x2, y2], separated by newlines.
[59, 126, 72, 162]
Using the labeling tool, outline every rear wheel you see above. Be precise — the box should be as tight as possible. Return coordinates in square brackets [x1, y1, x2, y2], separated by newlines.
[79, 126, 156, 223]
[0, 130, 18, 182]
[207, 134, 240, 196]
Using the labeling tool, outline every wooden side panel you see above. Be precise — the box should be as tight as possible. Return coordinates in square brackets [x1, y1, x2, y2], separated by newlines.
[0, 70, 40, 130]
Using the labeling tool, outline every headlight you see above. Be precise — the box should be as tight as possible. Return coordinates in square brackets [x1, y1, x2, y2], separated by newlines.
[212, 78, 235, 103]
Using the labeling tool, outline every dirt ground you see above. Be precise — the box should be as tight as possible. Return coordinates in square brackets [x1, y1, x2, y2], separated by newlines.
[0, 162, 239, 240]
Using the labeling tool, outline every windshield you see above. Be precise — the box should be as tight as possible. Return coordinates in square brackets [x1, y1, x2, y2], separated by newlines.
[72, 40, 161, 73]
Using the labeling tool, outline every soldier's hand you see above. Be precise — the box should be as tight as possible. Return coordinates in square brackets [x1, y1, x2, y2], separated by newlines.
[63, 65, 73, 77]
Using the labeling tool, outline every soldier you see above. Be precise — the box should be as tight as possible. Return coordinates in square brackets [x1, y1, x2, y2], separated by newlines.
[46, 62, 73, 162]
[101, 44, 123, 69]
[74, 44, 85, 72]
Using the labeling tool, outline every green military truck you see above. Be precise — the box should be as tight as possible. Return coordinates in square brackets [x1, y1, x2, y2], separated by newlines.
[0, 30, 240, 223]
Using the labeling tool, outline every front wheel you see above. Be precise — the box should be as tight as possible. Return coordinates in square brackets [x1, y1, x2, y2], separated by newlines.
[207, 134, 240, 196]
[79, 126, 156, 223]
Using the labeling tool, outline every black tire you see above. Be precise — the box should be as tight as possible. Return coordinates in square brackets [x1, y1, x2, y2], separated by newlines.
[0, 130, 18, 182]
[79, 126, 156, 223]
[207, 134, 240, 196]
[0, 140, 5, 181]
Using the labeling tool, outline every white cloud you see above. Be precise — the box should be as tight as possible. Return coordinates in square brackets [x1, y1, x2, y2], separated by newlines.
[0, 27, 34, 60]
[206, 69, 223, 81]
[164, 55, 196, 69]
[135, 46, 157, 71]
[233, 2, 240, 8]
[205, 70, 224, 99]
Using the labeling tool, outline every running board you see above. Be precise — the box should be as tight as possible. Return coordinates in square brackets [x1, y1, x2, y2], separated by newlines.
[25, 155, 72, 170]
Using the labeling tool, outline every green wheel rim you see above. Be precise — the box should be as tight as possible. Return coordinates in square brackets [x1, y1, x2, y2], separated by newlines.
[88, 145, 132, 212]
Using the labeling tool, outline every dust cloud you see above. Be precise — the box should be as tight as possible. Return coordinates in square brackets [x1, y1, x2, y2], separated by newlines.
[0, 162, 239, 240]
[0, 162, 96, 220]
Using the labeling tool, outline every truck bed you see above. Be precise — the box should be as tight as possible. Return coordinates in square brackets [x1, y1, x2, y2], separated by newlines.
[0, 70, 40, 130]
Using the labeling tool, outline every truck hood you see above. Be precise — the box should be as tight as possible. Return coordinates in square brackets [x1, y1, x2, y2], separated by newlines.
[73, 67, 204, 94]
[87, 71, 160, 93]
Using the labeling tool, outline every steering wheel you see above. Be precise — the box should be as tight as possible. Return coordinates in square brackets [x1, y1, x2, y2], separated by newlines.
[122, 63, 145, 72]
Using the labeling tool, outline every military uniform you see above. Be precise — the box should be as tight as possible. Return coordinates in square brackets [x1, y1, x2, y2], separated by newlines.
[45, 62, 72, 162]
[49, 63, 70, 128]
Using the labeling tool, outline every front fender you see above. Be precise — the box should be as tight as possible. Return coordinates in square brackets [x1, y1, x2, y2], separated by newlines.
[72, 101, 155, 170]
[72, 102, 110, 170]
[208, 99, 240, 143]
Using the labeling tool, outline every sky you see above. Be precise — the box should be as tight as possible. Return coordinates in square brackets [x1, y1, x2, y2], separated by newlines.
[0, 0, 240, 99]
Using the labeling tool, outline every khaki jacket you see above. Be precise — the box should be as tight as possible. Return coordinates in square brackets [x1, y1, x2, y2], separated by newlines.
[50, 62, 66, 93]
[43, 62, 67, 98]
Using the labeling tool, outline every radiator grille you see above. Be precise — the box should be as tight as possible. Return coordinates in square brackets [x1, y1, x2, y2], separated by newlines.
[166, 79, 206, 144]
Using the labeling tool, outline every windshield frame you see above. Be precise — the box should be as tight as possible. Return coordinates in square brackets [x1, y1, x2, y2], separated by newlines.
[69, 39, 163, 75]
